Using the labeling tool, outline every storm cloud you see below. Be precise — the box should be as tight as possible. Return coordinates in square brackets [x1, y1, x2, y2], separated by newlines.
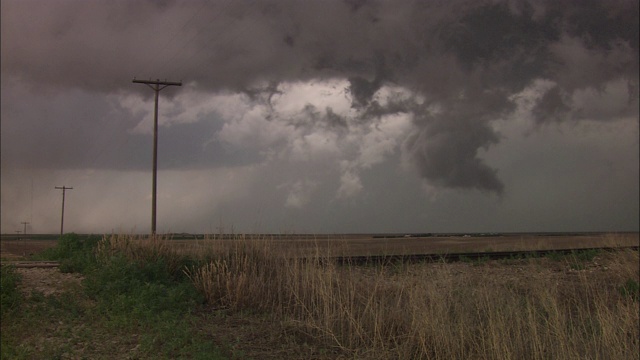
[1, 0, 638, 233]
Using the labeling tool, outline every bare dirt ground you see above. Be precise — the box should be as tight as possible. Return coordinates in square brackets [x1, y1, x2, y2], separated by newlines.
[0, 240, 83, 297]
[0, 241, 79, 299]
[13, 267, 84, 297]
[0, 240, 57, 260]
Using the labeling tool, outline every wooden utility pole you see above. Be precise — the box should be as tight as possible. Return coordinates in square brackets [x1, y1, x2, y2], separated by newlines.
[55, 186, 73, 237]
[21, 221, 29, 240]
[132, 78, 182, 236]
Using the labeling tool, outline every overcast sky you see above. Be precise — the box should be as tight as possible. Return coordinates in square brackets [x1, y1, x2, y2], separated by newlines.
[1, 0, 638, 235]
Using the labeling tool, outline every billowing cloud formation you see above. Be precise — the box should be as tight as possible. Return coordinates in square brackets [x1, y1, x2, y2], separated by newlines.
[1, 0, 638, 233]
[3, 0, 637, 195]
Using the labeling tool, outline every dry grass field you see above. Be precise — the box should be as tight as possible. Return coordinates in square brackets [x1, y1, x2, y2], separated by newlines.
[2, 233, 638, 359]
[167, 232, 639, 257]
[105, 233, 639, 359]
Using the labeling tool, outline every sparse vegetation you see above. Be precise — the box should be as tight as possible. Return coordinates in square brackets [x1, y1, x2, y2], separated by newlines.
[1, 265, 22, 318]
[545, 250, 564, 261]
[184, 235, 639, 359]
[1, 233, 638, 359]
[620, 278, 639, 302]
[33, 233, 102, 273]
[1, 234, 224, 359]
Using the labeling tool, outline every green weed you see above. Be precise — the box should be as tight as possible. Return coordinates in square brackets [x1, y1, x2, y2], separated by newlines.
[35, 233, 101, 273]
[546, 251, 564, 261]
[566, 249, 600, 271]
[572, 249, 600, 262]
[619, 279, 639, 301]
[458, 254, 489, 265]
[569, 262, 586, 271]
[1, 265, 22, 318]
[3, 235, 224, 359]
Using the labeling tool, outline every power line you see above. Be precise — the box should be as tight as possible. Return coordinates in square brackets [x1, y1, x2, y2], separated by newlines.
[132, 79, 182, 236]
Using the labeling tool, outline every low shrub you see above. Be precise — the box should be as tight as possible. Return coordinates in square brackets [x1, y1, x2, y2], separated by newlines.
[1, 265, 22, 318]
[619, 278, 639, 301]
[37, 233, 101, 273]
[546, 251, 564, 261]
[572, 248, 600, 262]
[84, 254, 203, 322]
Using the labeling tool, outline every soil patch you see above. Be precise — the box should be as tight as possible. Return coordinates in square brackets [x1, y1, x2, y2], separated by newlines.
[1, 240, 57, 260]
[15, 267, 84, 297]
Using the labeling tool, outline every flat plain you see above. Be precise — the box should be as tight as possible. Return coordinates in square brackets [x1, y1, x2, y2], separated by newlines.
[2, 232, 638, 260]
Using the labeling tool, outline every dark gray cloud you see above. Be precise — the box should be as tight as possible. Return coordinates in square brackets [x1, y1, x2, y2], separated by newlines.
[0, 80, 257, 172]
[531, 85, 571, 123]
[403, 100, 507, 194]
[3, 0, 637, 93]
[1, 0, 638, 234]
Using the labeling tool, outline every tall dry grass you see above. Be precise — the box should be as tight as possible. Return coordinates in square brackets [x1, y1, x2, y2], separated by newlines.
[101, 234, 639, 359]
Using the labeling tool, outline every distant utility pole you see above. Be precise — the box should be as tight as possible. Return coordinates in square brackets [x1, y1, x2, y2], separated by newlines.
[132, 78, 182, 236]
[21, 221, 29, 240]
[55, 186, 73, 237]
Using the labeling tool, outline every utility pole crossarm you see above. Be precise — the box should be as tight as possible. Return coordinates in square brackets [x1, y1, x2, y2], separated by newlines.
[132, 79, 182, 87]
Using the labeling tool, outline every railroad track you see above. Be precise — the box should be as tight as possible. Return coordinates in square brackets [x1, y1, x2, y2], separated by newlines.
[0, 261, 60, 268]
[327, 246, 640, 266]
[1, 246, 637, 268]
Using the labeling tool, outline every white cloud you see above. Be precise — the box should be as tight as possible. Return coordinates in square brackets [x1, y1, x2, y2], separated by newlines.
[218, 106, 291, 151]
[210, 81, 416, 203]
[337, 167, 364, 199]
[357, 113, 413, 168]
[289, 131, 340, 162]
[281, 179, 319, 209]
[272, 80, 354, 115]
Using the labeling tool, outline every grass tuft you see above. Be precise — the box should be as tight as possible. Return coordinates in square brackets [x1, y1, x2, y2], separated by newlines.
[185, 237, 639, 359]
[1, 265, 22, 318]
[619, 278, 639, 301]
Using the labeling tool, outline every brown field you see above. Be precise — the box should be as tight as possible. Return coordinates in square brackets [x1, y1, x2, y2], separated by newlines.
[2, 232, 638, 261]
[201, 232, 639, 257]
[0, 240, 54, 260]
